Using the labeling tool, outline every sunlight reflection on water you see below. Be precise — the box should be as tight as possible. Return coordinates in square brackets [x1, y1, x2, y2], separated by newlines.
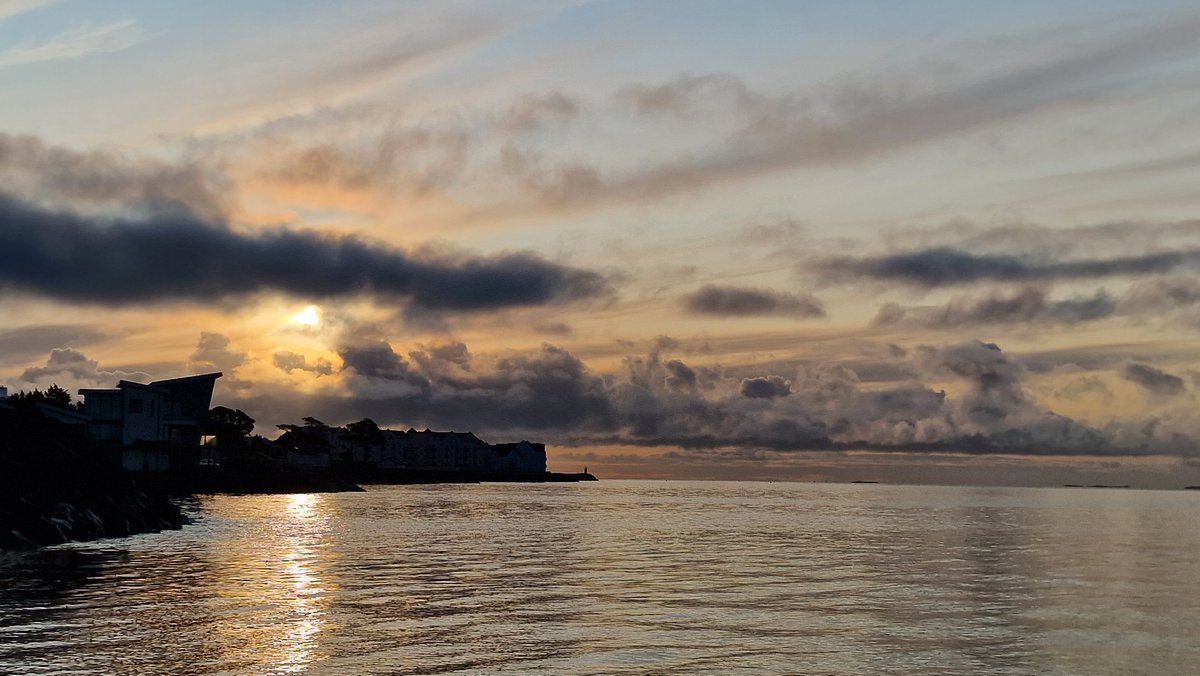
[2, 482, 1200, 674]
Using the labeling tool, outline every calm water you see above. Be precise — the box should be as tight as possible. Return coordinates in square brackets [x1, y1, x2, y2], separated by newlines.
[2, 481, 1199, 675]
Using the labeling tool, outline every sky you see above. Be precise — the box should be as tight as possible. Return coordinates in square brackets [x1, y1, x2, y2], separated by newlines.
[3, 0, 1200, 486]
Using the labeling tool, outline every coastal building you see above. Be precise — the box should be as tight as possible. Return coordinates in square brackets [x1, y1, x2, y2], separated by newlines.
[79, 373, 222, 471]
[281, 423, 548, 474]
[488, 441, 547, 473]
[400, 429, 489, 470]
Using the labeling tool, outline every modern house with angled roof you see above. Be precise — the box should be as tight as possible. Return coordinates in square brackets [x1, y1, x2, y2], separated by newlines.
[79, 372, 222, 471]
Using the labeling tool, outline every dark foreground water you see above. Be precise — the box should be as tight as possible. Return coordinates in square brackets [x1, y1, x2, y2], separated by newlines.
[2, 481, 1199, 675]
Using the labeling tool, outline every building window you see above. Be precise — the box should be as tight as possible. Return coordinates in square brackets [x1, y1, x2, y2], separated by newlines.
[128, 398, 143, 413]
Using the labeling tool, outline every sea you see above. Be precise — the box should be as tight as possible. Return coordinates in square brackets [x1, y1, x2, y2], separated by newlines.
[1, 481, 1198, 675]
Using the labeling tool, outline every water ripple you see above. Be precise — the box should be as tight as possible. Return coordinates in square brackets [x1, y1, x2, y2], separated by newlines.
[2, 483, 1200, 674]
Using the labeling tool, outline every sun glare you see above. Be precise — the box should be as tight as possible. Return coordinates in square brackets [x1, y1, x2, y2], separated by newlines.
[290, 305, 321, 326]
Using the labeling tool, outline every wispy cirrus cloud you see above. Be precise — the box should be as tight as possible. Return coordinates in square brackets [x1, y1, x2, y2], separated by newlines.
[192, 11, 1200, 221]
[0, 0, 57, 24]
[0, 18, 142, 68]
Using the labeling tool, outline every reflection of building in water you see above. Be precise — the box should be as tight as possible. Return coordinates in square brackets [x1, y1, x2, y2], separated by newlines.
[77, 373, 222, 471]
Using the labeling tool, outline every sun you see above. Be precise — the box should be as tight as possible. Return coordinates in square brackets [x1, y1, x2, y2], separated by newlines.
[289, 304, 321, 326]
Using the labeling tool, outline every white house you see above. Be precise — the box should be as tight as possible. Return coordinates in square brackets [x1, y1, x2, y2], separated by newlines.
[78, 372, 222, 471]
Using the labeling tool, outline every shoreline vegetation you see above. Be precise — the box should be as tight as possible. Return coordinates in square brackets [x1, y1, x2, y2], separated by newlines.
[1, 397, 595, 550]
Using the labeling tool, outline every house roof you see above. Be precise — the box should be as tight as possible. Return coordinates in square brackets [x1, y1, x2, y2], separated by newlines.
[117, 380, 170, 394]
[150, 372, 223, 387]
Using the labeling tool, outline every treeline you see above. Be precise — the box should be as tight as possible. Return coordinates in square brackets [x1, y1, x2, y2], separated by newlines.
[4, 384, 84, 412]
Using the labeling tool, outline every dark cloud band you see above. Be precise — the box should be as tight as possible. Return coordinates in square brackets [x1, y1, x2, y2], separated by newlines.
[819, 247, 1200, 287]
[682, 284, 825, 318]
[0, 192, 608, 309]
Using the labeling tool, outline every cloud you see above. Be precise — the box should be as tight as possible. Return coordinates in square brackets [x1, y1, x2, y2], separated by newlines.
[409, 341, 472, 372]
[18, 347, 150, 386]
[0, 324, 107, 363]
[681, 285, 825, 318]
[741, 376, 790, 399]
[0, 19, 142, 68]
[338, 340, 427, 384]
[1117, 277, 1200, 315]
[494, 14, 1200, 210]
[619, 73, 751, 117]
[266, 126, 470, 195]
[663, 359, 699, 393]
[328, 343, 616, 433]
[273, 350, 333, 376]
[1053, 376, 1114, 403]
[873, 287, 1117, 328]
[499, 91, 579, 133]
[0, 133, 228, 219]
[872, 276, 1200, 331]
[885, 220, 1200, 261]
[0, 191, 609, 310]
[214, 11, 1200, 220]
[188, 332, 245, 374]
[1122, 363, 1186, 396]
[819, 247, 1200, 287]
[0, 0, 58, 24]
[226, 338, 1200, 457]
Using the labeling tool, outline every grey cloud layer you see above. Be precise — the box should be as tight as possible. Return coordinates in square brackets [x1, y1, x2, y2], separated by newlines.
[819, 247, 1200, 287]
[20, 347, 151, 386]
[873, 278, 1200, 330]
[223, 338, 1197, 457]
[0, 192, 608, 309]
[0, 324, 108, 363]
[1122, 363, 1186, 396]
[682, 285, 825, 318]
[0, 133, 227, 218]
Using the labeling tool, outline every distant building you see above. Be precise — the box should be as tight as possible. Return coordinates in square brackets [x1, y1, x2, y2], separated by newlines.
[0, 386, 7, 401]
[283, 423, 549, 475]
[399, 429, 489, 470]
[489, 441, 547, 473]
[79, 373, 222, 471]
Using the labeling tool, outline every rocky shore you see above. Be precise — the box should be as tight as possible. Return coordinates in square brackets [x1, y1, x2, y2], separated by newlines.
[1, 406, 186, 549]
[1, 479, 185, 549]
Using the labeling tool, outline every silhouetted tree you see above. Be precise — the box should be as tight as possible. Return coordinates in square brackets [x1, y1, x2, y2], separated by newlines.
[346, 418, 384, 451]
[207, 407, 256, 447]
[6, 385, 83, 412]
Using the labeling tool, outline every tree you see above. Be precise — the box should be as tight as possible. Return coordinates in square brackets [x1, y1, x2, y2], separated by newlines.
[6, 385, 82, 412]
[46, 384, 73, 409]
[346, 418, 384, 448]
[207, 406, 256, 447]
